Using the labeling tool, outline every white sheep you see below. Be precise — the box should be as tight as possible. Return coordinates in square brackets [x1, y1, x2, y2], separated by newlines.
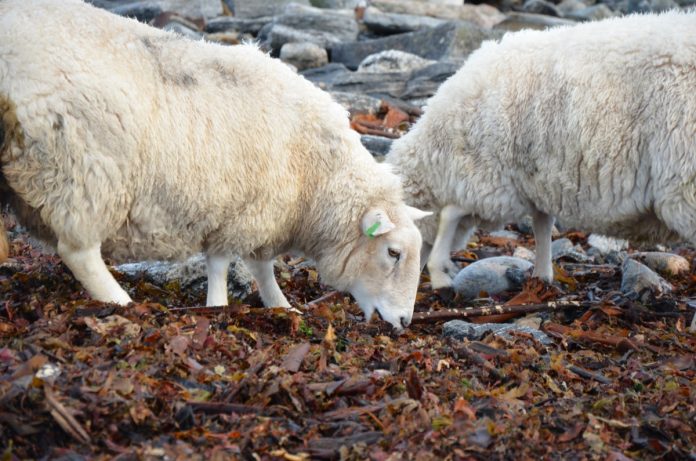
[0, 0, 431, 331]
[387, 12, 696, 291]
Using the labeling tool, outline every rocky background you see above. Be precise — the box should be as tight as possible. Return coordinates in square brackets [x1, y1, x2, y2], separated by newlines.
[1, 1, 695, 460]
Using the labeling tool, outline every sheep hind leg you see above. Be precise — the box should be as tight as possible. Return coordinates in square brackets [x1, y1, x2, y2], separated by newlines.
[427, 205, 473, 289]
[206, 254, 230, 306]
[531, 210, 555, 282]
[244, 258, 291, 308]
[57, 241, 132, 304]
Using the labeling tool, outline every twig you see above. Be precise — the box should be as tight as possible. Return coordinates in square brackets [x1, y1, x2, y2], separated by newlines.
[187, 401, 268, 415]
[44, 385, 91, 444]
[451, 344, 504, 381]
[566, 365, 612, 384]
[306, 291, 340, 306]
[544, 323, 639, 351]
[412, 301, 588, 324]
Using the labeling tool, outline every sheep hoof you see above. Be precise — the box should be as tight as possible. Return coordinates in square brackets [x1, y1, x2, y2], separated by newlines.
[430, 270, 454, 290]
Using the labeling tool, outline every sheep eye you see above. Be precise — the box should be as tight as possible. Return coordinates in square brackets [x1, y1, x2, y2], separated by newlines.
[388, 248, 401, 261]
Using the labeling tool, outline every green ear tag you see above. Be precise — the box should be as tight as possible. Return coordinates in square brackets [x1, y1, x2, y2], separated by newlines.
[365, 221, 380, 238]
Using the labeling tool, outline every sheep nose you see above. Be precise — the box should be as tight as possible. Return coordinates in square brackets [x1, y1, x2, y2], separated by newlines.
[400, 316, 411, 328]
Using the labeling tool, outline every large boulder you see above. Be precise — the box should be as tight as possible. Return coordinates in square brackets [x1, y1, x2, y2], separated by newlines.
[331, 22, 502, 70]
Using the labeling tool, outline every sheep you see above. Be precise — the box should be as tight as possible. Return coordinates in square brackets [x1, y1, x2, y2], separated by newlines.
[386, 11, 696, 290]
[0, 0, 431, 331]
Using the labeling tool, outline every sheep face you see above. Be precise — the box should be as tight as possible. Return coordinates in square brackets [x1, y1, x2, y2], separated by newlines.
[336, 206, 431, 332]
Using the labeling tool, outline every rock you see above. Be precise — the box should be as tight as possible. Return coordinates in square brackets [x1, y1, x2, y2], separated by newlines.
[310, 0, 361, 7]
[205, 17, 274, 36]
[495, 12, 577, 32]
[443, 320, 553, 345]
[630, 252, 690, 277]
[522, 0, 561, 16]
[115, 255, 253, 301]
[112, 0, 222, 20]
[566, 4, 616, 21]
[362, 7, 448, 35]
[361, 135, 393, 157]
[110, 1, 163, 22]
[620, 258, 672, 301]
[516, 215, 560, 237]
[309, 69, 410, 97]
[556, 0, 587, 15]
[301, 63, 352, 88]
[331, 22, 502, 70]
[234, 0, 311, 18]
[265, 4, 359, 50]
[358, 50, 436, 74]
[587, 234, 629, 254]
[280, 42, 328, 70]
[452, 256, 533, 300]
[401, 61, 460, 100]
[330, 91, 383, 115]
[513, 246, 536, 262]
[551, 238, 591, 262]
[489, 230, 520, 241]
[162, 22, 203, 40]
[370, 0, 507, 29]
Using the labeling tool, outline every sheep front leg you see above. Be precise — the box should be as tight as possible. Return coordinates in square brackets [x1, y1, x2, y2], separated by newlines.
[532, 210, 555, 282]
[427, 205, 472, 289]
[57, 241, 132, 304]
[244, 259, 291, 308]
[206, 254, 230, 306]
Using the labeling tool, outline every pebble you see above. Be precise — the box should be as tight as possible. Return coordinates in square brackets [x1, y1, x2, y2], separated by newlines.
[443, 320, 553, 345]
[452, 256, 533, 300]
[280, 42, 328, 70]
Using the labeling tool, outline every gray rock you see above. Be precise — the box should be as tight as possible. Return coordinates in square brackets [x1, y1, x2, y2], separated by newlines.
[362, 7, 448, 35]
[556, 0, 587, 15]
[266, 4, 359, 50]
[358, 50, 436, 74]
[495, 12, 577, 32]
[331, 91, 383, 115]
[551, 238, 573, 259]
[313, 70, 411, 97]
[110, 1, 163, 22]
[310, 0, 361, 7]
[116, 254, 253, 301]
[205, 16, 274, 35]
[516, 215, 560, 237]
[331, 22, 502, 70]
[443, 320, 553, 345]
[401, 61, 460, 100]
[234, 0, 311, 18]
[370, 1, 507, 29]
[162, 22, 203, 40]
[361, 135, 393, 157]
[513, 246, 536, 262]
[489, 230, 520, 241]
[630, 252, 690, 277]
[522, 0, 561, 17]
[621, 258, 672, 300]
[301, 63, 352, 87]
[566, 4, 616, 21]
[452, 256, 533, 300]
[587, 234, 629, 254]
[280, 42, 328, 70]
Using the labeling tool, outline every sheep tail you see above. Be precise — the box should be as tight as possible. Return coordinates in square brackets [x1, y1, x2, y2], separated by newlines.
[0, 92, 22, 262]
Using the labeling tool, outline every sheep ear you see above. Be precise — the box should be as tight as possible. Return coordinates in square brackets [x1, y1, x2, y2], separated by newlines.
[361, 209, 396, 238]
[406, 206, 433, 221]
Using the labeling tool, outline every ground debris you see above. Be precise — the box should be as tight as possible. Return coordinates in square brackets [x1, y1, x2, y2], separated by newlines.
[1, 224, 695, 459]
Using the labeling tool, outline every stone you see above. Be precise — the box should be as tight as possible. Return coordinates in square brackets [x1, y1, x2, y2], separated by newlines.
[301, 63, 352, 89]
[370, 0, 507, 29]
[358, 50, 436, 74]
[556, 0, 588, 15]
[280, 42, 328, 70]
[162, 22, 203, 40]
[309, 70, 410, 97]
[522, 0, 561, 17]
[620, 258, 672, 301]
[330, 91, 383, 115]
[234, 0, 311, 18]
[566, 4, 616, 21]
[516, 215, 560, 237]
[443, 320, 553, 345]
[587, 234, 629, 254]
[551, 238, 591, 262]
[361, 135, 393, 157]
[265, 4, 359, 50]
[205, 17, 274, 36]
[110, 1, 163, 22]
[495, 12, 577, 32]
[513, 246, 536, 262]
[310, 0, 361, 7]
[401, 61, 460, 100]
[331, 22, 502, 70]
[116, 254, 253, 301]
[489, 230, 520, 241]
[362, 7, 448, 35]
[630, 252, 690, 277]
[452, 256, 533, 300]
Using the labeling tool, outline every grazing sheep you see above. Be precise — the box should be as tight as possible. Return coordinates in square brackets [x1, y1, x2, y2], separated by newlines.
[0, 0, 431, 331]
[386, 12, 696, 289]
